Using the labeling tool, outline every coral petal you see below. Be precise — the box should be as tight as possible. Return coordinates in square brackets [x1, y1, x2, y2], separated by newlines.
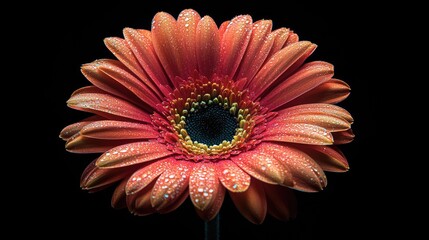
[81, 120, 158, 139]
[111, 178, 128, 209]
[263, 123, 334, 145]
[60, 116, 102, 140]
[278, 103, 353, 124]
[80, 159, 134, 190]
[96, 142, 173, 168]
[264, 184, 297, 221]
[217, 161, 251, 192]
[189, 163, 220, 211]
[333, 129, 355, 144]
[128, 181, 156, 216]
[196, 16, 220, 78]
[65, 134, 135, 153]
[177, 9, 201, 74]
[300, 145, 349, 172]
[196, 185, 225, 221]
[229, 180, 267, 224]
[266, 28, 290, 59]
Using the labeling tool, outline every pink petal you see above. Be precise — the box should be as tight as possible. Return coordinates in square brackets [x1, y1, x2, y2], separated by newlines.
[284, 32, 299, 46]
[111, 178, 128, 209]
[127, 181, 156, 216]
[150, 161, 192, 210]
[263, 123, 334, 145]
[65, 134, 136, 153]
[266, 28, 290, 60]
[333, 129, 355, 144]
[96, 142, 173, 168]
[232, 149, 293, 186]
[278, 103, 353, 123]
[196, 16, 220, 78]
[257, 142, 327, 192]
[60, 116, 102, 140]
[122, 28, 170, 87]
[236, 20, 274, 85]
[260, 61, 334, 110]
[196, 185, 225, 221]
[81, 120, 158, 140]
[300, 145, 349, 172]
[80, 159, 134, 190]
[177, 9, 201, 74]
[218, 15, 253, 77]
[264, 184, 297, 221]
[151, 12, 186, 85]
[249, 41, 316, 98]
[229, 180, 267, 224]
[125, 158, 173, 195]
[158, 190, 189, 214]
[218, 21, 230, 39]
[67, 90, 152, 123]
[217, 160, 251, 192]
[284, 78, 351, 106]
[189, 163, 220, 211]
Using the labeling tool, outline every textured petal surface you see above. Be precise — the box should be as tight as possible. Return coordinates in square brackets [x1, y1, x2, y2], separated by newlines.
[278, 103, 353, 123]
[263, 123, 334, 145]
[257, 142, 327, 192]
[60, 116, 102, 140]
[196, 16, 220, 78]
[217, 160, 251, 192]
[81, 120, 158, 139]
[96, 142, 173, 168]
[177, 9, 200, 74]
[300, 145, 349, 172]
[127, 181, 156, 216]
[80, 160, 134, 190]
[230, 180, 267, 224]
[333, 129, 355, 144]
[189, 163, 220, 211]
[264, 184, 297, 221]
[65, 134, 135, 153]
[196, 185, 225, 221]
[266, 28, 290, 59]
[218, 15, 252, 77]
[261, 61, 334, 110]
[111, 178, 128, 209]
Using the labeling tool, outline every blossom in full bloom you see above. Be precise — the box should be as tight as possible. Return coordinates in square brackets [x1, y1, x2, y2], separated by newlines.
[60, 9, 353, 224]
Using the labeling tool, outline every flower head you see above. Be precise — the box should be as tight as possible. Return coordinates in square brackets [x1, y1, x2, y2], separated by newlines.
[61, 9, 353, 224]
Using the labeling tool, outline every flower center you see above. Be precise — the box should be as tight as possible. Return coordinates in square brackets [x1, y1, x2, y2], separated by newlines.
[185, 104, 237, 147]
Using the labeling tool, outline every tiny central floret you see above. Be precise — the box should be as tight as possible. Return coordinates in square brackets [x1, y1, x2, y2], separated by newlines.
[185, 104, 237, 146]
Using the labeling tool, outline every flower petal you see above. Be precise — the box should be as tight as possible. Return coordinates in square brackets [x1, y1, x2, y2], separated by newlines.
[81, 120, 158, 140]
[96, 142, 173, 168]
[236, 20, 274, 82]
[300, 145, 349, 172]
[151, 12, 186, 85]
[249, 41, 315, 98]
[232, 149, 293, 186]
[261, 61, 334, 110]
[104, 37, 163, 98]
[67, 90, 151, 123]
[196, 185, 225, 221]
[218, 21, 229, 39]
[60, 116, 102, 140]
[278, 103, 353, 123]
[285, 78, 351, 106]
[189, 163, 220, 211]
[150, 161, 192, 210]
[266, 28, 290, 59]
[264, 184, 297, 221]
[285, 32, 299, 46]
[217, 160, 251, 192]
[196, 16, 220, 78]
[333, 129, 355, 144]
[177, 9, 201, 74]
[111, 178, 128, 209]
[258, 142, 327, 192]
[218, 15, 252, 77]
[158, 190, 189, 214]
[66, 134, 135, 153]
[122, 28, 170, 87]
[229, 180, 267, 224]
[263, 123, 334, 145]
[80, 159, 134, 190]
[127, 181, 156, 216]
[125, 158, 173, 195]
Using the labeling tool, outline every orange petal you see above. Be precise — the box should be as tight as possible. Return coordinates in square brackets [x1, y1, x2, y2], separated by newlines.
[217, 160, 251, 192]
[122, 28, 170, 87]
[196, 16, 220, 78]
[177, 9, 201, 74]
[158, 190, 189, 214]
[264, 184, 297, 221]
[258, 142, 327, 192]
[80, 159, 134, 190]
[285, 78, 351, 106]
[150, 161, 192, 210]
[125, 158, 173, 195]
[333, 129, 355, 144]
[284, 32, 299, 46]
[196, 185, 225, 221]
[96, 142, 173, 168]
[218, 21, 230, 40]
[263, 123, 334, 145]
[81, 120, 158, 140]
[266, 28, 290, 60]
[232, 149, 293, 186]
[67, 90, 151, 123]
[65, 134, 136, 153]
[60, 116, 102, 140]
[229, 180, 267, 224]
[151, 12, 186, 84]
[300, 145, 349, 172]
[250, 41, 316, 98]
[236, 20, 274, 82]
[218, 15, 252, 77]
[127, 181, 156, 216]
[111, 178, 128, 209]
[278, 103, 353, 123]
[189, 163, 220, 211]
[261, 61, 334, 110]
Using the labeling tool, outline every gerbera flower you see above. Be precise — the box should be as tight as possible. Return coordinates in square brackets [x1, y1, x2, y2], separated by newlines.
[60, 9, 353, 224]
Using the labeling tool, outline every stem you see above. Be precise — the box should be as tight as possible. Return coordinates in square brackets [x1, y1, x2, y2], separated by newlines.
[205, 214, 220, 240]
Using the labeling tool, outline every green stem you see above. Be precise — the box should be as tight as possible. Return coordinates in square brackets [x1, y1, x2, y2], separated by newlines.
[205, 214, 220, 240]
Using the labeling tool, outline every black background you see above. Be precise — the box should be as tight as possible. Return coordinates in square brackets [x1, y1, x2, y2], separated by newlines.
[29, 0, 389, 239]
